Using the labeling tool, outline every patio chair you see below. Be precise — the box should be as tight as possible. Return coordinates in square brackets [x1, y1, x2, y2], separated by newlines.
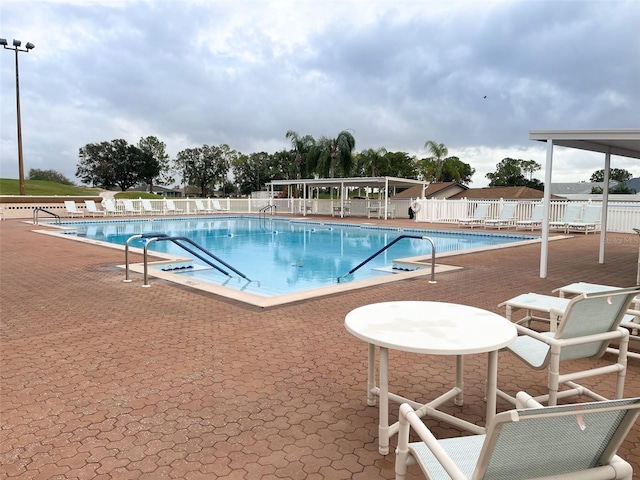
[549, 203, 582, 233]
[164, 199, 184, 214]
[516, 203, 543, 231]
[458, 203, 490, 228]
[496, 286, 640, 406]
[141, 199, 161, 215]
[194, 199, 214, 214]
[483, 202, 517, 229]
[367, 202, 381, 218]
[84, 200, 106, 217]
[64, 200, 84, 218]
[102, 198, 121, 216]
[567, 204, 602, 234]
[122, 199, 142, 215]
[395, 392, 640, 480]
[213, 200, 230, 212]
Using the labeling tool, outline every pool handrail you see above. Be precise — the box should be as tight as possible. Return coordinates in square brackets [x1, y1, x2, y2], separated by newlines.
[122, 233, 252, 287]
[33, 207, 61, 225]
[338, 234, 436, 284]
[259, 204, 277, 218]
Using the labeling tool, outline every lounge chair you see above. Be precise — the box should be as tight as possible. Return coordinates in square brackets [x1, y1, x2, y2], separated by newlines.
[194, 199, 214, 214]
[141, 199, 161, 215]
[164, 199, 183, 214]
[483, 202, 517, 229]
[395, 392, 640, 480]
[102, 199, 121, 216]
[64, 200, 84, 218]
[549, 203, 582, 233]
[458, 203, 489, 228]
[84, 200, 106, 217]
[496, 286, 640, 406]
[515, 203, 543, 230]
[212, 200, 230, 213]
[567, 204, 601, 234]
[122, 199, 142, 215]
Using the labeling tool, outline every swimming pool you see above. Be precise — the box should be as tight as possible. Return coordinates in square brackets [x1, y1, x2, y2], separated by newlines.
[54, 216, 538, 305]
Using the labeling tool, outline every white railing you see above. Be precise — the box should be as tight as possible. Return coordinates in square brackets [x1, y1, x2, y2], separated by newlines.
[412, 198, 640, 233]
[3, 195, 639, 232]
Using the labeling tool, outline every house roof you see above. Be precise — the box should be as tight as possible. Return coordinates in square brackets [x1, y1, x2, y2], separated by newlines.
[391, 182, 467, 199]
[549, 181, 617, 195]
[449, 186, 554, 199]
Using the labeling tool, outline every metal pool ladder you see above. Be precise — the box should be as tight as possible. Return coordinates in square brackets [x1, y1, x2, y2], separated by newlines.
[33, 207, 61, 225]
[124, 233, 251, 287]
[338, 234, 437, 283]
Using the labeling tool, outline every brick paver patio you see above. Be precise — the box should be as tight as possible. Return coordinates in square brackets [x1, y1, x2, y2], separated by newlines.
[1, 217, 639, 479]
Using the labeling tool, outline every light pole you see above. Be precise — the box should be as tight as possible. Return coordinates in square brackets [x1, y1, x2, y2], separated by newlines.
[1, 38, 35, 195]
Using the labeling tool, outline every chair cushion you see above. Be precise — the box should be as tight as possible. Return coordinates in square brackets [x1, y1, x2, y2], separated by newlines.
[408, 434, 485, 479]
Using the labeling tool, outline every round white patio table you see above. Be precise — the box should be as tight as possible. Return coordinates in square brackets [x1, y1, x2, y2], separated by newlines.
[345, 301, 517, 455]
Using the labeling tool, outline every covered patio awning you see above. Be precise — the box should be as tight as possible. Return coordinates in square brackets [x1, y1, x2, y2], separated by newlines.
[530, 129, 640, 278]
[265, 176, 426, 219]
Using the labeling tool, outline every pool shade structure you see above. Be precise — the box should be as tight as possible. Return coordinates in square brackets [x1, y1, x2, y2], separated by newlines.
[530, 129, 640, 278]
[265, 176, 427, 219]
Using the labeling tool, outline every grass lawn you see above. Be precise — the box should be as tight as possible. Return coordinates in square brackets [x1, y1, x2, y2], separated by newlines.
[0, 179, 161, 199]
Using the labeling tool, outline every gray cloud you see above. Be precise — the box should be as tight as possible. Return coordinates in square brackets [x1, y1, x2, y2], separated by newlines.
[1, 0, 638, 187]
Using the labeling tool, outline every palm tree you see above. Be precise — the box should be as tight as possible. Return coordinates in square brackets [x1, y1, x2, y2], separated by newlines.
[286, 130, 316, 179]
[418, 140, 463, 182]
[358, 147, 388, 177]
[315, 130, 356, 178]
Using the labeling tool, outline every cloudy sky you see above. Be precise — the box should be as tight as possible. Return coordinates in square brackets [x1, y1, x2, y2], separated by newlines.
[1, 0, 638, 188]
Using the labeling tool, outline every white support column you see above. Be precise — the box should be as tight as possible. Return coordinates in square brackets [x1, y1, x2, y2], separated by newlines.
[599, 149, 611, 264]
[540, 139, 554, 278]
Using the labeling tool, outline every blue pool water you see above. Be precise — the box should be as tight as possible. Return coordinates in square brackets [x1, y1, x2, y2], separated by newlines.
[64, 217, 536, 297]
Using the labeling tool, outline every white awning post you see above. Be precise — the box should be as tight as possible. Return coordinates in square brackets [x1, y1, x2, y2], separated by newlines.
[540, 139, 554, 278]
[600, 149, 611, 264]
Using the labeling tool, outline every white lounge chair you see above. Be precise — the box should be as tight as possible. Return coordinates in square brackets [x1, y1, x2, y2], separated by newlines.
[194, 199, 214, 214]
[483, 202, 517, 229]
[515, 203, 543, 231]
[165, 199, 184, 214]
[141, 199, 161, 215]
[84, 200, 106, 217]
[567, 204, 601, 234]
[64, 200, 84, 218]
[395, 392, 640, 480]
[496, 286, 640, 406]
[122, 199, 142, 215]
[458, 203, 489, 228]
[102, 199, 121, 216]
[212, 200, 230, 213]
[549, 203, 582, 233]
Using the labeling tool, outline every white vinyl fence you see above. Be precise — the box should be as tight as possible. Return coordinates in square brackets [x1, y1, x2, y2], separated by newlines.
[3, 196, 639, 233]
[412, 198, 640, 233]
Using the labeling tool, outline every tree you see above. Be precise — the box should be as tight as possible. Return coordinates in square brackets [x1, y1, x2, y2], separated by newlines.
[314, 130, 356, 178]
[439, 157, 475, 185]
[174, 144, 235, 197]
[589, 168, 633, 183]
[232, 152, 274, 195]
[356, 147, 388, 177]
[591, 184, 636, 194]
[28, 168, 73, 185]
[384, 151, 418, 179]
[137, 136, 173, 192]
[285, 130, 316, 179]
[416, 140, 472, 183]
[76, 139, 147, 191]
[485, 158, 544, 190]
